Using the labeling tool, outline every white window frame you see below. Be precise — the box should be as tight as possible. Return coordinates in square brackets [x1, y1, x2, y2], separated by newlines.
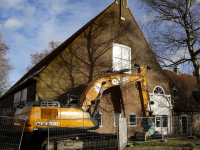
[153, 86, 165, 95]
[113, 43, 131, 74]
[129, 113, 137, 127]
[114, 113, 122, 127]
[99, 113, 103, 127]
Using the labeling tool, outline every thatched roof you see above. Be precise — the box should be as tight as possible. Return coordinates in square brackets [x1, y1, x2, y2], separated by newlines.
[163, 70, 200, 112]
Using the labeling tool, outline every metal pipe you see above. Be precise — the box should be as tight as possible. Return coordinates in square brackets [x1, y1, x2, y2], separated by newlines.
[165, 96, 172, 134]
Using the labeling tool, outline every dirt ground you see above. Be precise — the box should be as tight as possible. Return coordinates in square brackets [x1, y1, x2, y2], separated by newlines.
[124, 138, 200, 150]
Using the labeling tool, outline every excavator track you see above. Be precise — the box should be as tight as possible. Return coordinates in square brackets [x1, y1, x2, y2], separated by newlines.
[23, 131, 118, 150]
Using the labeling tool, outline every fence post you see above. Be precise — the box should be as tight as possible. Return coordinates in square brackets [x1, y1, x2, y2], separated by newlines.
[117, 117, 119, 149]
[170, 113, 172, 134]
[161, 117, 163, 139]
[48, 118, 49, 150]
[190, 116, 192, 136]
[18, 119, 26, 150]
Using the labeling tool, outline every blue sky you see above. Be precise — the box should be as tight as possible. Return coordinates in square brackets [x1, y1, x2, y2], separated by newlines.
[0, 0, 145, 87]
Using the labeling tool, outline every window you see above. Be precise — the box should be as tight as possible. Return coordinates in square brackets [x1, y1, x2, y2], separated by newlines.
[98, 113, 103, 127]
[197, 115, 200, 122]
[153, 86, 165, 95]
[181, 115, 188, 134]
[113, 43, 131, 73]
[2, 109, 6, 115]
[7, 108, 11, 114]
[14, 91, 21, 108]
[114, 113, 122, 127]
[162, 115, 168, 127]
[13, 88, 28, 108]
[21, 88, 27, 103]
[155, 116, 168, 127]
[129, 113, 137, 126]
[155, 117, 161, 127]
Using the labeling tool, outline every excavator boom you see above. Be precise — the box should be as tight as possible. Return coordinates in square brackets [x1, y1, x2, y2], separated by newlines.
[80, 66, 150, 117]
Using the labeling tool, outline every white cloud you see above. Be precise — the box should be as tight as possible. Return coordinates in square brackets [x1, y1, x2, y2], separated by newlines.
[160, 47, 190, 68]
[12, 32, 25, 41]
[141, 13, 157, 24]
[3, 18, 23, 30]
[161, 20, 174, 27]
[23, 5, 36, 16]
[0, 0, 23, 9]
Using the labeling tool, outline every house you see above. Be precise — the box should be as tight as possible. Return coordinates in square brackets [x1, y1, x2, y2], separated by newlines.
[0, 0, 172, 134]
[163, 69, 200, 135]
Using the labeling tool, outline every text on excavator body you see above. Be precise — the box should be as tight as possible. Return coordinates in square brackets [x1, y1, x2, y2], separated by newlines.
[111, 77, 129, 85]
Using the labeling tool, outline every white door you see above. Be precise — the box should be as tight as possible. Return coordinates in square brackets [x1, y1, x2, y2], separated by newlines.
[149, 94, 172, 135]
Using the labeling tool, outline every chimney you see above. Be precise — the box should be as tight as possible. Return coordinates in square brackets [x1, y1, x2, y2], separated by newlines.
[115, 0, 128, 21]
[115, 0, 128, 6]
[174, 66, 181, 75]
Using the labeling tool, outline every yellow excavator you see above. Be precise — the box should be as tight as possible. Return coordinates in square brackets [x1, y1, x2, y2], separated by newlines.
[14, 64, 153, 150]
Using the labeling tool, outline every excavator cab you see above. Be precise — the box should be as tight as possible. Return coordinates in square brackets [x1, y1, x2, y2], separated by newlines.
[65, 95, 81, 107]
[60, 94, 81, 108]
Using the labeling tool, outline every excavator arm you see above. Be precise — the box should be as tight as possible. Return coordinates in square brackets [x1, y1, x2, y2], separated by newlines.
[80, 65, 151, 117]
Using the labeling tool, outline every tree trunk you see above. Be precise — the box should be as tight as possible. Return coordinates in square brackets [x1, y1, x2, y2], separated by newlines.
[88, 63, 94, 83]
[192, 61, 200, 91]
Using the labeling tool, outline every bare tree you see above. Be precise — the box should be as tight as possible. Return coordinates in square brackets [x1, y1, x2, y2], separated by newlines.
[26, 41, 61, 71]
[0, 32, 12, 96]
[138, 0, 200, 89]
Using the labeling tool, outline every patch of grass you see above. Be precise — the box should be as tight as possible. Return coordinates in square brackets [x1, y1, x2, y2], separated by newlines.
[124, 138, 200, 150]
